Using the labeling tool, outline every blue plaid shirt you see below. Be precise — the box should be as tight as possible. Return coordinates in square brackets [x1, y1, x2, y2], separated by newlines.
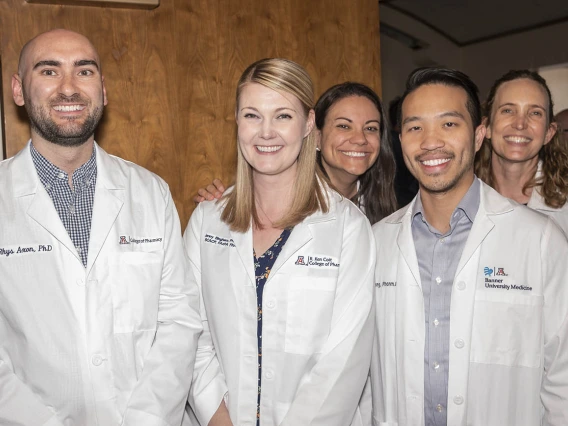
[30, 143, 97, 267]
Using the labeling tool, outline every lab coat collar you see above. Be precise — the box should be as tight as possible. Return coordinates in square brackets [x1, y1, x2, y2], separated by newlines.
[228, 187, 339, 286]
[11, 141, 82, 264]
[85, 143, 125, 274]
[11, 141, 126, 271]
[386, 179, 515, 287]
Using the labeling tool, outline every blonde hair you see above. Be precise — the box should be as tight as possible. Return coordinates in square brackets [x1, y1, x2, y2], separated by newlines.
[475, 70, 568, 208]
[221, 58, 329, 232]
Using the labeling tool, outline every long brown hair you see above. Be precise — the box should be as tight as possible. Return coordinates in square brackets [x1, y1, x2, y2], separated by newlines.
[475, 70, 568, 208]
[221, 58, 329, 232]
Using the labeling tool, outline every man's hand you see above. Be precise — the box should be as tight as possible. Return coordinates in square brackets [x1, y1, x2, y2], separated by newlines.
[193, 179, 226, 203]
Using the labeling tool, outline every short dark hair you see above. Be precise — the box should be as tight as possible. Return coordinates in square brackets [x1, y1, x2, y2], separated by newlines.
[314, 82, 398, 223]
[398, 67, 482, 129]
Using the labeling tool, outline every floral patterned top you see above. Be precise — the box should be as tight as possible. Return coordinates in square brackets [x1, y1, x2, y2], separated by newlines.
[253, 228, 292, 426]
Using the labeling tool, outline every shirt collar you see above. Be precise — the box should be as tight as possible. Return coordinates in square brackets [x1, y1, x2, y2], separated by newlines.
[30, 143, 97, 191]
[412, 177, 481, 226]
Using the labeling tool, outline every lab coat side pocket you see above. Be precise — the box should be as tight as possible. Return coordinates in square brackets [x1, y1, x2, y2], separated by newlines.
[108, 251, 164, 333]
[285, 276, 336, 355]
[471, 291, 544, 368]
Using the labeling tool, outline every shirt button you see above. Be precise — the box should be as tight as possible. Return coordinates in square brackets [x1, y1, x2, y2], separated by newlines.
[456, 281, 466, 290]
[57, 172, 65, 179]
[264, 369, 274, 379]
[436, 404, 443, 412]
[266, 299, 276, 309]
[435, 276, 442, 284]
[91, 354, 104, 366]
[76, 246, 82, 253]
[439, 238, 444, 244]
[433, 361, 440, 371]
[69, 205, 76, 215]
[454, 395, 464, 405]
[433, 318, 440, 326]
[454, 338, 465, 349]
[45, 183, 52, 190]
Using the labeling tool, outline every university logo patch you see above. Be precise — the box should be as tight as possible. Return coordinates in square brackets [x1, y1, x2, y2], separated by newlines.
[119, 236, 130, 245]
[484, 267, 493, 276]
[295, 256, 306, 266]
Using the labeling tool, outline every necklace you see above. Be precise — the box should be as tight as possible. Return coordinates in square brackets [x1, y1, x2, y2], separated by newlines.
[256, 200, 278, 227]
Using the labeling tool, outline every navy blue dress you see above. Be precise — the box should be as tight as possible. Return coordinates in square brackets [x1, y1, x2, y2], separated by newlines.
[253, 228, 292, 425]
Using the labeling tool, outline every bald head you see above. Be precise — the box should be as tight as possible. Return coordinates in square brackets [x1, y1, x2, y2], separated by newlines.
[18, 29, 101, 77]
[556, 108, 568, 131]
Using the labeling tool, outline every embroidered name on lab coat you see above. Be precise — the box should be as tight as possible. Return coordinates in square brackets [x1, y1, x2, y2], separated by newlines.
[375, 281, 397, 288]
[0, 244, 53, 257]
[119, 236, 163, 245]
[483, 266, 533, 291]
[294, 254, 339, 268]
[204, 234, 236, 248]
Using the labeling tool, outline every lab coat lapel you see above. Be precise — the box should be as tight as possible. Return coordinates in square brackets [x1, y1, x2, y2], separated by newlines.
[230, 228, 256, 286]
[397, 215, 421, 288]
[13, 143, 82, 263]
[267, 221, 313, 282]
[85, 145, 124, 275]
[455, 182, 512, 276]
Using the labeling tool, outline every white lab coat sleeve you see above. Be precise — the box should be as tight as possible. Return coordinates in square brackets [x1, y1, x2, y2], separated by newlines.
[183, 203, 229, 425]
[541, 218, 568, 426]
[121, 185, 203, 426]
[280, 210, 376, 426]
[0, 359, 64, 426]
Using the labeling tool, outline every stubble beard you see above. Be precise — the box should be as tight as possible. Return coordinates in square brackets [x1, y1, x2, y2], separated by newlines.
[24, 92, 103, 148]
[416, 150, 474, 195]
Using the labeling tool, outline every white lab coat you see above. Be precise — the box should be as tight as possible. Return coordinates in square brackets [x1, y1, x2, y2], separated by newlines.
[183, 187, 375, 426]
[371, 180, 568, 426]
[527, 163, 568, 237]
[0, 142, 203, 426]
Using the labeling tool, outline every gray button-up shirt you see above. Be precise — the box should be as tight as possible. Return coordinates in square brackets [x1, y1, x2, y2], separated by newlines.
[411, 178, 480, 426]
[31, 143, 97, 267]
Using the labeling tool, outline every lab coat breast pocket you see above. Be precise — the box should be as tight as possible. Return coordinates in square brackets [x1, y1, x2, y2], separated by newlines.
[285, 276, 336, 355]
[108, 251, 164, 333]
[470, 291, 544, 368]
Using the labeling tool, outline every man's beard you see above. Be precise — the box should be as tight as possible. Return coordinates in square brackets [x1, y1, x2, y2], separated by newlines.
[25, 93, 103, 147]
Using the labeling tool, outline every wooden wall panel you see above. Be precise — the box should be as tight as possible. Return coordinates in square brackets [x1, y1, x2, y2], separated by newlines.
[1, 0, 381, 225]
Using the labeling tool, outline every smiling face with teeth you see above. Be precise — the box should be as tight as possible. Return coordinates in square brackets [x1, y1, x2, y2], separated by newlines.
[236, 82, 314, 182]
[12, 29, 107, 148]
[486, 78, 556, 166]
[317, 95, 381, 189]
[400, 84, 485, 196]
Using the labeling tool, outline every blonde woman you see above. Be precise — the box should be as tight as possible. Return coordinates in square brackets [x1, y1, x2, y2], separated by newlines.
[184, 58, 375, 426]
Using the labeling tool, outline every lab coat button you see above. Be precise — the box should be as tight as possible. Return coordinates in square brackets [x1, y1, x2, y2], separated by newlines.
[266, 299, 276, 309]
[453, 395, 464, 405]
[91, 354, 103, 366]
[454, 338, 465, 349]
[456, 281, 466, 290]
[265, 369, 274, 379]
[76, 278, 85, 287]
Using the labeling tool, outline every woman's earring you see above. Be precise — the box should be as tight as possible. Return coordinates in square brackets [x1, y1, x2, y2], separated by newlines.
[316, 147, 321, 151]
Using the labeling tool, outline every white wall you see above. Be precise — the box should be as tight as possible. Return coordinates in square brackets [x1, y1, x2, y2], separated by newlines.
[380, 6, 568, 107]
[538, 64, 568, 115]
